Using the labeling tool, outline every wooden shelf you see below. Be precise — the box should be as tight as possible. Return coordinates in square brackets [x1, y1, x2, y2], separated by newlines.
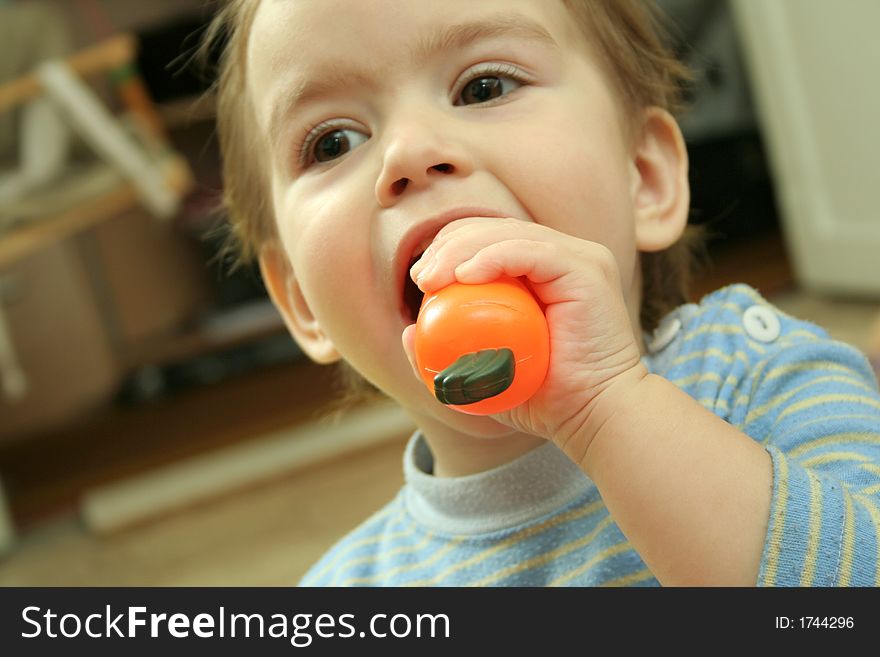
[0, 155, 192, 271]
[0, 34, 136, 114]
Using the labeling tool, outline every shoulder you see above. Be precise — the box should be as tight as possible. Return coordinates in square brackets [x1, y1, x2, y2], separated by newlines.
[650, 284, 826, 373]
[649, 284, 877, 421]
[298, 493, 408, 586]
[677, 284, 878, 380]
[699, 285, 874, 374]
[673, 284, 832, 357]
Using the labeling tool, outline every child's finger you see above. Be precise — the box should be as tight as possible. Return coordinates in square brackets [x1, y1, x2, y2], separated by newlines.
[454, 239, 618, 306]
[428, 216, 514, 253]
[410, 219, 495, 279]
[414, 220, 528, 291]
[453, 239, 554, 283]
[411, 217, 523, 281]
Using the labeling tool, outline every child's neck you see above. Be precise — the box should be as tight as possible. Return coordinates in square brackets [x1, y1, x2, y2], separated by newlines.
[415, 418, 547, 478]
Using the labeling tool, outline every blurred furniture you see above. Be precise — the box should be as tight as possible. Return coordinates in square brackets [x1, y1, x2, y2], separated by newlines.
[0, 32, 201, 439]
[732, 0, 880, 297]
[0, 29, 210, 549]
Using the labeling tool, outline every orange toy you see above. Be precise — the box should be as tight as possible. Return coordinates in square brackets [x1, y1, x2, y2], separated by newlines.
[414, 275, 550, 415]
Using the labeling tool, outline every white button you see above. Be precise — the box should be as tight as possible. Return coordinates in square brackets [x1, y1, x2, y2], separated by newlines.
[648, 317, 681, 353]
[743, 305, 781, 342]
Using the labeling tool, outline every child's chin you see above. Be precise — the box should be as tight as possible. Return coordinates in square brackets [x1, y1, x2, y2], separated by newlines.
[435, 407, 520, 438]
[402, 389, 518, 438]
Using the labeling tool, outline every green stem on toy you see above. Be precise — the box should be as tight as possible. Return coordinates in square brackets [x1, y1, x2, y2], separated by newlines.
[433, 348, 515, 405]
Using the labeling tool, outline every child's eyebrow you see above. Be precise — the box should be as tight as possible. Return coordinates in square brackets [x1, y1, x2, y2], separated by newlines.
[267, 14, 557, 139]
[411, 14, 557, 69]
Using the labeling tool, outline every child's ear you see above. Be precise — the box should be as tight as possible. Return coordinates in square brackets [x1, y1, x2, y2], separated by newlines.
[630, 107, 690, 252]
[259, 242, 341, 364]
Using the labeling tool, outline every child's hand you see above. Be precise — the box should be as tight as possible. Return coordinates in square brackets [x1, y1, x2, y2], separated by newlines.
[406, 217, 648, 461]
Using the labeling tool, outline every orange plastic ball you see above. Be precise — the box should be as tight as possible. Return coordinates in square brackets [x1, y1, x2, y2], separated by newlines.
[414, 275, 549, 415]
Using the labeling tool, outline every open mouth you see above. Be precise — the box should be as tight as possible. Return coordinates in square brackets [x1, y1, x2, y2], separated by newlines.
[403, 254, 425, 323]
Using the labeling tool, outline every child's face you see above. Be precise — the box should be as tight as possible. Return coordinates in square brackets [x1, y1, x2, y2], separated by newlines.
[248, 0, 667, 434]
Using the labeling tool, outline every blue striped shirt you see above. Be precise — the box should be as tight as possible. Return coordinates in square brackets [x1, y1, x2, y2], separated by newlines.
[300, 285, 880, 586]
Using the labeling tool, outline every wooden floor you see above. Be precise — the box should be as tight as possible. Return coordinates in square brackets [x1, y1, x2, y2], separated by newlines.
[0, 357, 343, 530]
[0, 435, 408, 586]
[1, 226, 878, 586]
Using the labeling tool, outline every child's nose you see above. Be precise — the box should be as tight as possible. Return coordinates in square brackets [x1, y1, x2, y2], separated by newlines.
[374, 122, 474, 207]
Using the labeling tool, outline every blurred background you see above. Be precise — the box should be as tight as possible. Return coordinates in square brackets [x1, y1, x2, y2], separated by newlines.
[0, 0, 878, 585]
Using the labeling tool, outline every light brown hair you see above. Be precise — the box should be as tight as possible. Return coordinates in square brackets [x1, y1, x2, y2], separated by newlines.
[202, 0, 700, 334]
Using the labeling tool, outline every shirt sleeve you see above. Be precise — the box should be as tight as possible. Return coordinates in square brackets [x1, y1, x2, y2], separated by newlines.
[743, 336, 880, 586]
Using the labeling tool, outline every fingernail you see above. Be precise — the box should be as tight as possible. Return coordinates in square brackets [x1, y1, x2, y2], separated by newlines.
[415, 265, 433, 286]
[412, 254, 432, 280]
[410, 247, 434, 278]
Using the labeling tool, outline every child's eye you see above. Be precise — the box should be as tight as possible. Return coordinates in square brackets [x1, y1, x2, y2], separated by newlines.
[456, 75, 520, 105]
[454, 64, 529, 106]
[313, 128, 368, 162]
[299, 123, 369, 168]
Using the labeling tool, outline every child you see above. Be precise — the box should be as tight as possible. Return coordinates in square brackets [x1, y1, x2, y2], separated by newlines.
[205, 0, 880, 586]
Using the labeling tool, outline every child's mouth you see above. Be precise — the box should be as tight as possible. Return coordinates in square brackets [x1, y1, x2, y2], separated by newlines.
[403, 255, 425, 323]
